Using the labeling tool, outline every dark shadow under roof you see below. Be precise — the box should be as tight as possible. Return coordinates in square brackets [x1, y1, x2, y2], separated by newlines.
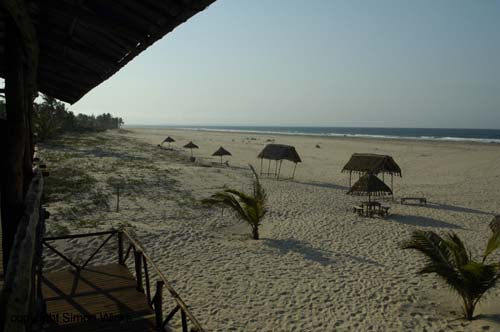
[347, 173, 393, 196]
[0, 0, 216, 104]
[258, 144, 301, 163]
[342, 153, 402, 177]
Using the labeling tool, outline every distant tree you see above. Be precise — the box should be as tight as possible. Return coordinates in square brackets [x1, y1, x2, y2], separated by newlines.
[32, 94, 124, 141]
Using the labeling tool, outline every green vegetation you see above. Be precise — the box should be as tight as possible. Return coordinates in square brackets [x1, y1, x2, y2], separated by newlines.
[403, 230, 500, 320]
[202, 165, 267, 240]
[33, 94, 124, 141]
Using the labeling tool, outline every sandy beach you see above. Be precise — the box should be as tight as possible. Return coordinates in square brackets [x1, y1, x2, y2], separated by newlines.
[40, 127, 500, 332]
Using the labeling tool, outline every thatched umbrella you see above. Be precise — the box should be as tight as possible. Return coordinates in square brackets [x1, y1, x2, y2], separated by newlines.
[347, 173, 393, 202]
[162, 136, 175, 148]
[183, 141, 199, 156]
[212, 146, 231, 164]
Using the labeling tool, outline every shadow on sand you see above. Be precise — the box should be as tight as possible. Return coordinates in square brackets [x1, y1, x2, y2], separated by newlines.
[388, 214, 464, 229]
[477, 313, 500, 324]
[263, 238, 382, 267]
[424, 203, 493, 216]
[295, 181, 349, 190]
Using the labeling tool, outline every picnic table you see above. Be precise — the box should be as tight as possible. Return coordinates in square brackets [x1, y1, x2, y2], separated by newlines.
[353, 201, 390, 217]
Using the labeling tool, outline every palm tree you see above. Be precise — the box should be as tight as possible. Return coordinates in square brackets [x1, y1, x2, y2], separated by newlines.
[402, 230, 500, 320]
[202, 165, 266, 240]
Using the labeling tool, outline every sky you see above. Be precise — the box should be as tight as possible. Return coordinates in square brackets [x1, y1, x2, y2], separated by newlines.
[69, 0, 500, 128]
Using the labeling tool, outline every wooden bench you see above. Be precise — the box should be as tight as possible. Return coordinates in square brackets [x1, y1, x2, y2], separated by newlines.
[400, 197, 427, 205]
[353, 206, 364, 216]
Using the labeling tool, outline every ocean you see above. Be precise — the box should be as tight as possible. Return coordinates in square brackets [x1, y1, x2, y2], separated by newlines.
[129, 125, 500, 144]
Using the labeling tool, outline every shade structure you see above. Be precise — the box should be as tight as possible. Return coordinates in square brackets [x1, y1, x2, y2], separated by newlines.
[347, 173, 393, 201]
[212, 146, 232, 164]
[183, 141, 199, 156]
[0, 1, 216, 104]
[342, 153, 402, 190]
[162, 136, 175, 149]
[257, 144, 301, 179]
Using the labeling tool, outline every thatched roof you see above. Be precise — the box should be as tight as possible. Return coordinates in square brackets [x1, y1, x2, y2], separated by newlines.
[258, 144, 301, 163]
[0, 1, 216, 104]
[183, 141, 199, 149]
[163, 136, 175, 143]
[347, 173, 393, 196]
[212, 146, 231, 157]
[342, 153, 402, 177]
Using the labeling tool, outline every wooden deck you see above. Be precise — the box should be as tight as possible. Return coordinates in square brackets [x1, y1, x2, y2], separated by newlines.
[42, 264, 157, 332]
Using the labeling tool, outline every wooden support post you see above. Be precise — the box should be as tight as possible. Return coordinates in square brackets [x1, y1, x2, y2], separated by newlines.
[181, 309, 188, 332]
[117, 231, 124, 265]
[1, 18, 31, 269]
[116, 185, 120, 212]
[134, 250, 144, 292]
[277, 160, 282, 180]
[154, 280, 164, 327]
[143, 256, 151, 303]
[292, 163, 297, 179]
[260, 158, 263, 175]
[349, 172, 352, 187]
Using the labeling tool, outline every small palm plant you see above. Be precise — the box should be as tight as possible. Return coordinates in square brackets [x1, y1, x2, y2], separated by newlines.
[402, 230, 500, 320]
[202, 165, 266, 240]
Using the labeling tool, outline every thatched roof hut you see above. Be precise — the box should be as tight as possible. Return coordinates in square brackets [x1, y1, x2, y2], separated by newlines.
[257, 144, 301, 179]
[342, 153, 401, 190]
[212, 146, 231, 164]
[342, 153, 401, 176]
[258, 144, 301, 163]
[347, 173, 393, 200]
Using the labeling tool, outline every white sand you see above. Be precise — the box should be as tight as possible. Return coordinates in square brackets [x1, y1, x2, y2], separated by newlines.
[42, 128, 500, 332]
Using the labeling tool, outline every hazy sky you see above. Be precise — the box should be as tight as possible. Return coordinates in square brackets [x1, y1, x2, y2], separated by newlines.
[70, 0, 500, 128]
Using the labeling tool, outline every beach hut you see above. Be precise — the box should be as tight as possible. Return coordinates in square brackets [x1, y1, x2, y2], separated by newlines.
[212, 146, 232, 164]
[257, 144, 301, 179]
[342, 153, 402, 190]
[183, 141, 199, 157]
[162, 136, 175, 149]
[347, 173, 393, 202]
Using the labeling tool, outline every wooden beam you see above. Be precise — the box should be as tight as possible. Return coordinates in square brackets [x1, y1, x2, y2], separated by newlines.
[2, 18, 28, 270]
[0, 0, 39, 90]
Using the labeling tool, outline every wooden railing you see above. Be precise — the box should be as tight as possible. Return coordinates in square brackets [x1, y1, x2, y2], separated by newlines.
[0, 168, 46, 332]
[42, 229, 205, 332]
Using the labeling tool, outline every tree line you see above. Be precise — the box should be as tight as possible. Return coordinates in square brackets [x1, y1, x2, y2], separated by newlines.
[0, 94, 124, 142]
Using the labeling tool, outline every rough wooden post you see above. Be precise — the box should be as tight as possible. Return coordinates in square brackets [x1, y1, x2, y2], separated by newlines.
[2, 17, 29, 269]
[117, 231, 124, 265]
[134, 250, 144, 292]
[181, 309, 188, 332]
[154, 280, 164, 327]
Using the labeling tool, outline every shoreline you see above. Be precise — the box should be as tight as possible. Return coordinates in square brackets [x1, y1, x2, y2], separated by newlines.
[125, 125, 500, 146]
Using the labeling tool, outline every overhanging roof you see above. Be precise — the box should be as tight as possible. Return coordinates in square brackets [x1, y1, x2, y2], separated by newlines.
[0, 0, 216, 104]
[342, 153, 402, 177]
